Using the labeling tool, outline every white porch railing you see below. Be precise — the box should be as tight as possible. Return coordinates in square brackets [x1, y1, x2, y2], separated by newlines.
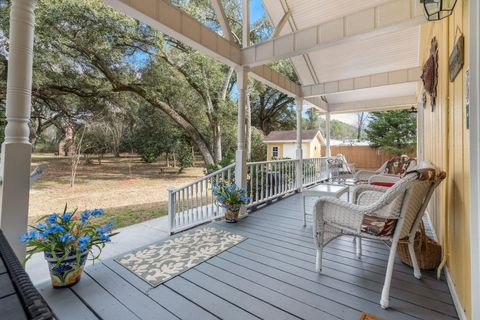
[168, 157, 328, 234]
[303, 157, 329, 186]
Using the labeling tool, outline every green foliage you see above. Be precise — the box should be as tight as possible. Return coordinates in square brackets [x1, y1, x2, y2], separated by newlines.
[365, 110, 417, 155]
[302, 109, 319, 130]
[82, 125, 112, 161]
[250, 128, 267, 162]
[0, 108, 5, 145]
[213, 183, 250, 212]
[129, 105, 183, 163]
[250, 61, 297, 134]
[204, 158, 234, 175]
[176, 144, 194, 169]
[317, 117, 359, 141]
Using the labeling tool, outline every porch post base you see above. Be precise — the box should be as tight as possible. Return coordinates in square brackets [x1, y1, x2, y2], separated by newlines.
[235, 149, 247, 218]
[0, 143, 32, 260]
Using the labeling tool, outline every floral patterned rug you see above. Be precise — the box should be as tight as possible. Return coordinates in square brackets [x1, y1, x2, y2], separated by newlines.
[115, 227, 246, 287]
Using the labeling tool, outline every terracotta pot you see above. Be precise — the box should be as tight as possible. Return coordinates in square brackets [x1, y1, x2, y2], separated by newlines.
[44, 250, 88, 288]
[225, 210, 239, 223]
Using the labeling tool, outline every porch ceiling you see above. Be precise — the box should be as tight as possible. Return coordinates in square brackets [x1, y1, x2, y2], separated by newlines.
[262, 0, 422, 112]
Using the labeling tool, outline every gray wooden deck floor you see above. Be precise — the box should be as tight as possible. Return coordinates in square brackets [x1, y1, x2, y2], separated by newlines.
[36, 193, 458, 320]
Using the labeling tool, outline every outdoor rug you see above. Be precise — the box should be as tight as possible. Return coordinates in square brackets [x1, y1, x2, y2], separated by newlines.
[115, 227, 246, 287]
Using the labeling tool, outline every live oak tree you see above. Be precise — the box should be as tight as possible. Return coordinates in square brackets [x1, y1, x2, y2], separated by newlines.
[0, 0, 296, 164]
[250, 61, 297, 135]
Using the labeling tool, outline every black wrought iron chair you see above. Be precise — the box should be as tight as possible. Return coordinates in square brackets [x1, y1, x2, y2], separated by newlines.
[0, 230, 56, 320]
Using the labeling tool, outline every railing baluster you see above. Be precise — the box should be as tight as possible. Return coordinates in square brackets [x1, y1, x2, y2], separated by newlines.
[255, 164, 259, 203]
[189, 185, 193, 224]
[181, 188, 185, 227]
[195, 183, 199, 222]
[249, 164, 253, 204]
[199, 179, 204, 219]
[167, 159, 328, 234]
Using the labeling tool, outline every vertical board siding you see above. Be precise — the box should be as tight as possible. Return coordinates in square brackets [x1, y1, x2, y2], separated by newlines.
[324, 145, 416, 169]
[419, 0, 471, 317]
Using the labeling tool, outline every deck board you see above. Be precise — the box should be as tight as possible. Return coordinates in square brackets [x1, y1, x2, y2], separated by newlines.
[36, 193, 458, 320]
[148, 285, 219, 320]
[84, 263, 178, 320]
[181, 268, 300, 320]
[163, 276, 260, 320]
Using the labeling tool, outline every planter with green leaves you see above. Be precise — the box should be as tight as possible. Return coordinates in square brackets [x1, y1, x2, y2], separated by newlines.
[21, 206, 117, 288]
[213, 183, 250, 223]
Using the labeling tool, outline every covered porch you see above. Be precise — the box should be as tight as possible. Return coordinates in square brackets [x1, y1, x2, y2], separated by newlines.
[0, 0, 479, 319]
[35, 194, 459, 320]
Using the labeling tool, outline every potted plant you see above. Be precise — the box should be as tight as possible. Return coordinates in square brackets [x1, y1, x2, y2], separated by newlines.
[20, 206, 117, 288]
[213, 183, 250, 223]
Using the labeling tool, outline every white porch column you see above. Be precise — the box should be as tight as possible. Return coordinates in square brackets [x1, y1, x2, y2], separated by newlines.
[0, 0, 36, 260]
[469, 0, 480, 318]
[235, 67, 248, 216]
[325, 112, 331, 158]
[295, 98, 303, 190]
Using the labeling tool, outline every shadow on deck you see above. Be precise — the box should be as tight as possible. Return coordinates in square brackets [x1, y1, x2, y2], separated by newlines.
[36, 194, 458, 320]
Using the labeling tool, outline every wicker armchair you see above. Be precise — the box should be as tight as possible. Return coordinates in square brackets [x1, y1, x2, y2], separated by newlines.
[354, 156, 417, 183]
[327, 154, 355, 183]
[313, 163, 445, 309]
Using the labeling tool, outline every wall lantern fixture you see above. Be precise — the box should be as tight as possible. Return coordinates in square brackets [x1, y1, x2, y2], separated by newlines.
[421, 0, 458, 21]
[409, 106, 418, 114]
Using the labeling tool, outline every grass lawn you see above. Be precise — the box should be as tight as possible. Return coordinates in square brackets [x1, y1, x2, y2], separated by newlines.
[29, 153, 204, 229]
[27, 206, 168, 230]
[98, 206, 168, 229]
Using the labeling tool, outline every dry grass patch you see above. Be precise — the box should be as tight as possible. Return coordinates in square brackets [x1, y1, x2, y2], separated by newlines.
[29, 154, 204, 228]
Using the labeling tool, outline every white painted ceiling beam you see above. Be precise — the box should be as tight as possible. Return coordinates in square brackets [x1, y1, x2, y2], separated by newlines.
[211, 0, 234, 42]
[328, 95, 417, 114]
[104, 0, 242, 67]
[272, 10, 291, 38]
[304, 97, 328, 113]
[250, 65, 302, 97]
[302, 67, 421, 98]
[241, 0, 426, 66]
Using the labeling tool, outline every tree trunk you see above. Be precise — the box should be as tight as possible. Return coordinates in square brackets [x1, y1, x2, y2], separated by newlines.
[213, 124, 222, 163]
[114, 85, 216, 166]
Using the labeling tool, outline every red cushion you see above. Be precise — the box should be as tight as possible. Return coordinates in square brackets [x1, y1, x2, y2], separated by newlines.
[370, 182, 395, 187]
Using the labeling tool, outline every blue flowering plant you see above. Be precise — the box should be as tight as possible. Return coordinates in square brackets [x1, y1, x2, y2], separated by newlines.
[21, 205, 118, 266]
[212, 183, 250, 213]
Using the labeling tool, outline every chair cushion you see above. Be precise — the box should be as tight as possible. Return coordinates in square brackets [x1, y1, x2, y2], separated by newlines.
[384, 156, 413, 175]
[370, 182, 395, 187]
[361, 215, 397, 236]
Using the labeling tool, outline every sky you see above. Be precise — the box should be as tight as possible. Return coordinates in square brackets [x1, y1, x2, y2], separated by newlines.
[251, 0, 266, 24]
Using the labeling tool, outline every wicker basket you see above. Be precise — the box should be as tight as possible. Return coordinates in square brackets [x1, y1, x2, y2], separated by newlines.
[398, 221, 442, 270]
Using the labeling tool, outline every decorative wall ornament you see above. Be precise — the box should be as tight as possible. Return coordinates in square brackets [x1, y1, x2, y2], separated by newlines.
[421, 37, 439, 111]
[449, 29, 464, 82]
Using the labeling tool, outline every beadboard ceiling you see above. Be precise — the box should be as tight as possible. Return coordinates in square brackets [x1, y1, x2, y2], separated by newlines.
[261, 0, 421, 112]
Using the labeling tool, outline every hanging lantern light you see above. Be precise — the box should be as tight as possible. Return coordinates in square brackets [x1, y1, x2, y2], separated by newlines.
[421, 0, 458, 21]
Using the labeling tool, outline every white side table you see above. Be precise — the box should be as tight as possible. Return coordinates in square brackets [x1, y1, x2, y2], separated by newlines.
[302, 184, 350, 226]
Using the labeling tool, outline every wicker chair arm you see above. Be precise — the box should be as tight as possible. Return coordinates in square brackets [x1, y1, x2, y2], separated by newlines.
[356, 190, 386, 206]
[313, 197, 366, 233]
[353, 170, 379, 181]
[352, 184, 389, 203]
[354, 160, 389, 181]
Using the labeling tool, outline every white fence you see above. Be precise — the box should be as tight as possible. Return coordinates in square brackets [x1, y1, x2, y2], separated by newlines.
[168, 157, 328, 234]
